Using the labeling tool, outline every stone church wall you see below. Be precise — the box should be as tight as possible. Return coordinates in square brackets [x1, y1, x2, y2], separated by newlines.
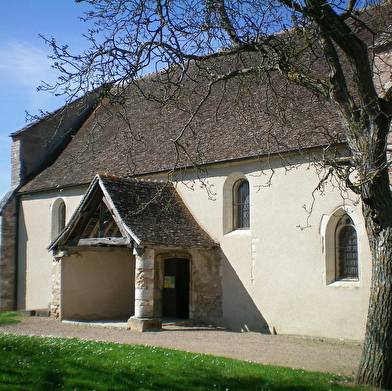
[0, 196, 17, 311]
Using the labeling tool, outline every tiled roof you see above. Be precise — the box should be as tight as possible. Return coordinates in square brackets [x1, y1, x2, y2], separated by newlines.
[20, 61, 342, 193]
[18, 4, 391, 194]
[51, 175, 215, 248]
[100, 176, 215, 247]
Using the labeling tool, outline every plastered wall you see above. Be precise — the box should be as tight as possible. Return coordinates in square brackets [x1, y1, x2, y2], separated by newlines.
[18, 187, 85, 310]
[175, 155, 371, 340]
[61, 249, 135, 320]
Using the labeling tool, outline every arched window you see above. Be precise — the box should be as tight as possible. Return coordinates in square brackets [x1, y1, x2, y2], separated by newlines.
[233, 179, 250, 229]
[58, 201, 66, 233]
[335, 214, 358, 280]
[322, 208, 360, 284]
[51, 198, 66, 240]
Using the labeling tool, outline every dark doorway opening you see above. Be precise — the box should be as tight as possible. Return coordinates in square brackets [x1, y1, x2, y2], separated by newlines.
[163, 258, 190, 319]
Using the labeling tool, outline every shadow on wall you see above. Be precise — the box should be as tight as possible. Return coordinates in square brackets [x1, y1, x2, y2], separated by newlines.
[219, 253, 270, 333]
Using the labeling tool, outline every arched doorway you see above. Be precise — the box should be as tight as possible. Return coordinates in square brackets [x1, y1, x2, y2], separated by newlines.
[163, 258, 190, 319]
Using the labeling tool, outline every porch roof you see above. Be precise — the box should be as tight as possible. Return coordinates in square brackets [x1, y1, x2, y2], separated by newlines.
[49, 175, 216, 250]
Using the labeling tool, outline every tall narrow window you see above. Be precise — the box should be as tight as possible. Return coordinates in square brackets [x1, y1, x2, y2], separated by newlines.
[58, 201, 66, 234]
[233, 179, 250, 229]
[51, 199, 66, 240]
[335, 214, 358, 280]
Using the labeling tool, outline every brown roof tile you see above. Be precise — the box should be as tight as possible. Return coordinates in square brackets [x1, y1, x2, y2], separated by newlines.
[51, 175, 215, 248]
[101, 176, 215, 247]
[19, 5, 391, 193]
[20, 57, 342, 193]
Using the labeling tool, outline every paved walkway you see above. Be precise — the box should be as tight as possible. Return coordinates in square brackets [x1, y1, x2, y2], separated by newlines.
[0, 316, 363, 377]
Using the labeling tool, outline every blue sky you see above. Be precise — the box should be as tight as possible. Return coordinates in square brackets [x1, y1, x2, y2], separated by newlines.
[0, 0, 94, 199]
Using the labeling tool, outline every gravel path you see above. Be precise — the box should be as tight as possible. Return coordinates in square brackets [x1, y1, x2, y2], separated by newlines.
[0, 316, 362, 377]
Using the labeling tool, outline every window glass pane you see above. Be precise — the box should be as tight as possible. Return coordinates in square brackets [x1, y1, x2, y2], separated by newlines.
[235, 180, 250, 229]
[238, 181, 249, 204]
[241, 203, 250, 228]
[58, 202, 66, 233]
[336, 217, 358, 280]
[51, 199, 66, 241]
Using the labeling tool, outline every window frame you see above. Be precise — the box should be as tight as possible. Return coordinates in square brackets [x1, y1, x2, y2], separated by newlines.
[233, 179, 250, 230]
[51, 198, 66, 241]
[335, 215, 359, 281]
[322, 208, 360, 285]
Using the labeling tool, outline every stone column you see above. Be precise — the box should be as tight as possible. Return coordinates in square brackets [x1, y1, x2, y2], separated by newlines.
[134, 247, 154, 317]
[50, 258, 62, 319]
[128, 247, 162, 331]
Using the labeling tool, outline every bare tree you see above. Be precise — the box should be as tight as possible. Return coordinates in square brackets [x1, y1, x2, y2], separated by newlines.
[41, 0, 392, 388]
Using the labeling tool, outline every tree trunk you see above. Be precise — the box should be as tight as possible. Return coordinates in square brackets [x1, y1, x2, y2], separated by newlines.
[356, 170, 392, 389]
[331, 102, 392, 388]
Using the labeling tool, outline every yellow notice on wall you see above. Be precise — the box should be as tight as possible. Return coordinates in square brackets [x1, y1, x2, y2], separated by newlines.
[164, 276, 175, 288]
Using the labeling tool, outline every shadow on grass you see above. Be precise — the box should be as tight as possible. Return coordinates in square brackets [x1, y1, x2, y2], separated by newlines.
[0, 334, 364, 391]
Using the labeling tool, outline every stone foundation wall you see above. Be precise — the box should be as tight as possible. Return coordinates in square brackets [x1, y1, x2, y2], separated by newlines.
[0, 196, 17, 311]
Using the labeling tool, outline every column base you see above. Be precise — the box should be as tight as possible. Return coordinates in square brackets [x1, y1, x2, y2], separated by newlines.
[127, 316, 162, 332]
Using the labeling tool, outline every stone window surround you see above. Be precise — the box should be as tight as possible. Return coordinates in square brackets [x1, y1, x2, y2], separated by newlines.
[222, 172, 250, 234]
[320, 206, 363, 287]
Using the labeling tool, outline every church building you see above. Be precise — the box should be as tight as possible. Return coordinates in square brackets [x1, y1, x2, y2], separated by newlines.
[1, 6, 391, 339]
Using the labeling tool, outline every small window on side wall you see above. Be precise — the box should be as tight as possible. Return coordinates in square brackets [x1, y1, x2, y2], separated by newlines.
[335, 215, 358, 280]
[233, 179, 250, 229]
[323, 209, 360, 285]
[51, 198, 66, 241]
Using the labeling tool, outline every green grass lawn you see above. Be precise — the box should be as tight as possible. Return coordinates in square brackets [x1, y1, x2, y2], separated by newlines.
[0, 332, 377, 391]
[0, 311, 20, 325]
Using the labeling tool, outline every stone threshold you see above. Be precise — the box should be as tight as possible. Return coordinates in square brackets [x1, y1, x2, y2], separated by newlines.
[62, 318, 216, 332]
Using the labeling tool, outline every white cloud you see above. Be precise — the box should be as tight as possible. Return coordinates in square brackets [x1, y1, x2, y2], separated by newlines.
[0, 40, 65, 198]
[0, 39, 67, 116]
[0, 40, 56, 88]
